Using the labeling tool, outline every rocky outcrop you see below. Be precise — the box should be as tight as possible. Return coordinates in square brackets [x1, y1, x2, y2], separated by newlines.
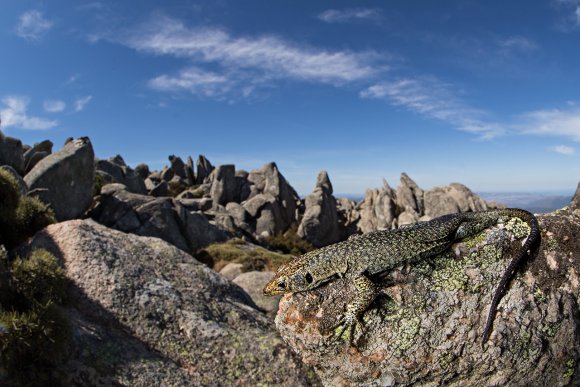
[210, 164, 237, 206]
[24, 137, 95, 221]
[89, 185, 227, 251]
[233, 271, 280, 315]
[21, 220, 316, 386]
[357, 179, 397, 232]
[23, 139, 53, 173]
[196, 155, 214, 184]
[396, 173, 424, 223]
[273, 209, 580, 386]
[297, 171, 340, 247]
[242, 162, 300, 238]
[0, 135, 25, 174]
[571, 182, 580, 211]
[96, 155, 147, 195]
[424, 183, 490, 219]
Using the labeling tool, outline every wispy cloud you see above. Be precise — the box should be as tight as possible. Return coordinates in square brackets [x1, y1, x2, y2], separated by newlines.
[43, 99, 66, 113]
[318, 8, 382, 23]
[74, 95, 93, 112]
[122, 16, 381, 97]
[553, 0, 580, 30]
[15, 10, 53, 40]
[519, 108, 580, 141]
[360, 78, 503, 139]
[549, 145, 575, 155]
[498, 36, 538, 53]
[0, 97, 58, 130]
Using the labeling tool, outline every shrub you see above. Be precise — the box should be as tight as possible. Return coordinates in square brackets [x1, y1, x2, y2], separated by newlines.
[0, 169, 55, 249]
[265, 227, 314, 256]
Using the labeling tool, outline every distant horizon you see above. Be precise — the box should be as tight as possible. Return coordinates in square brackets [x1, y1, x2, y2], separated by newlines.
[1, 1, 579, 196]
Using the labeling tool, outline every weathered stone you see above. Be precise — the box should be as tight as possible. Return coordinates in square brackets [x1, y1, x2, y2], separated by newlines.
[23, 139, 53, 173]
[149, 180, 169, 197]
[219, 262, 244, 280]
[196, 155, 214, 184]
[233, 271, 281, 315]
[21, 219, 316, 386]
[134, 163, 150, 179]
[96, 157, 147, 194]
[336, 197, 360, 239]
[177, 197, 213, 212]
[100, 183, 127, 196]
[398, 205, 420, 226]
[210, 164, 237, 206]
[24, 137, 94, 221]
[274, 209, 580, 386]
[160, 166, 174, 182]
[424, 183, 491, 219]
[185, 156, 195, 186]
[358, 179, 397, 233]
[0, 135, 25, 174]
[168, 155, 187, 180]
[245, 162, 300, 234]
[571, 182, 580, 211]
[297, 171, 340, 247]
[396, 172, 424, 215]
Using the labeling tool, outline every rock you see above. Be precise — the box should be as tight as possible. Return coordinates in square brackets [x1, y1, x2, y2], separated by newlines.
[358, 179, 397, 233]
[23, 139, 53, 173]
[395, 172, 424, 215]
[96, 156, 147, 195]
[160, 166, 174, 182]
[134, 163, 150, 179]
[149, 180, 169, 197]
[167, 175, 187, 196]
[244, 162, 300, 236]
[0, 165, 27, 196]
[185, 156, 195, 186]
[570, 182, 580, 211]
[21, 219, 316, 386]
[273, 209, 580, 386]
[168, 155, 186, 180]
[210, 164, 237, 206]
[178, 197, 213, 212]
[24, 137, 94, 221]
[196, 155, 214, 184]
[233, 271, 281, 315]
[90, 187, 227, 251]
[0, 135, 25, 174]
[100, 183, 127, 195]
[336, 197, 360, 239]
[397, 205, 420, 226]
[424, 183, 493, 220]
[219, 262, 244, 280]
[297, 171, 340, 247]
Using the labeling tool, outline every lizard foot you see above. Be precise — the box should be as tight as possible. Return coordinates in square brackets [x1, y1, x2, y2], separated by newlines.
[329, 309, 365, 345]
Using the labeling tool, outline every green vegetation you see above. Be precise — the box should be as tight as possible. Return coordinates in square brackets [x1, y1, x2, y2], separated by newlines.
[0, 169, 70, 385]
[0, 169, 56, 249]
[265, 227, 314, 256]
[0, 249, 71, 385]
[197, 238, 296, 272]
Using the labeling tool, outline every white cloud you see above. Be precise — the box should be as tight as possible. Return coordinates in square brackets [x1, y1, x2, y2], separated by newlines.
[43, 99, 66, 113]
[549, 145, 575, 155]
[519, 108, 580, 141]
[149, 67, 229, 95]
[16, 10, 53, 40]
[124, 17, 380, 88]
[0, 96, 58, 130]
[318, 8, 382, 23]
[361, 78, 503, 139]
[74, 95, 93, 112]
[499, 36, 538, 52]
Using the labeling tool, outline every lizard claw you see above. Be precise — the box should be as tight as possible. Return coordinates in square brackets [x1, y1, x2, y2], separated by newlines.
[329, 311, 363, 345]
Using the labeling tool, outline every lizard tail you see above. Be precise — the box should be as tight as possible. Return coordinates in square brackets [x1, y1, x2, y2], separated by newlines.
[481, 208, 541, 346]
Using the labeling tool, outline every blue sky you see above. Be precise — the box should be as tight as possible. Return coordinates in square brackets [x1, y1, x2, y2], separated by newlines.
[1, 1, 579, 195]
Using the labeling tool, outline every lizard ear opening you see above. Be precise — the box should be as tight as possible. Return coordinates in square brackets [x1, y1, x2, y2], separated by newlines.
[305, 273, 313, 284]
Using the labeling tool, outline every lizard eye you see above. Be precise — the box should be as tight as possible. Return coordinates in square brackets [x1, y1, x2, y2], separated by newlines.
[278, 281, 286, 289]
[305, 273, 313, 284]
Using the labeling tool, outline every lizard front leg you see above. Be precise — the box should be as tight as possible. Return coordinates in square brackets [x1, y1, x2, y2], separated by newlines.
[331, 274, 379, 344]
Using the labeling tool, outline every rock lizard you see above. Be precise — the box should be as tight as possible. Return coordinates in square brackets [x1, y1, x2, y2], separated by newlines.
[263, 208, 540, 346]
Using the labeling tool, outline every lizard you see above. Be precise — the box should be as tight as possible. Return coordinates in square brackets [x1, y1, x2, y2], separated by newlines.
[263, 208, 540, 346]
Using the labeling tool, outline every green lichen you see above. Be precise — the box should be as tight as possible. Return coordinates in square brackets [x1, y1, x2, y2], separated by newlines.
[564, 359, 575, 379]
[385, 296, 424, 354]
[533, 287, 547, 303]
[438, 350, 455, 370]
[541, 321, 561, 337]
[505, 217, 531, 239]
[463, 230, 488, 249]
[546, 238, 558, 252]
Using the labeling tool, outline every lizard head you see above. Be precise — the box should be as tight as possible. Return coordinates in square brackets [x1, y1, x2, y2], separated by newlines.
[263, 258, 318, 295]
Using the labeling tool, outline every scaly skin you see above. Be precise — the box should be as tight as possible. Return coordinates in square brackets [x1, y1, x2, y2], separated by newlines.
[263, 208, 540, 346]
